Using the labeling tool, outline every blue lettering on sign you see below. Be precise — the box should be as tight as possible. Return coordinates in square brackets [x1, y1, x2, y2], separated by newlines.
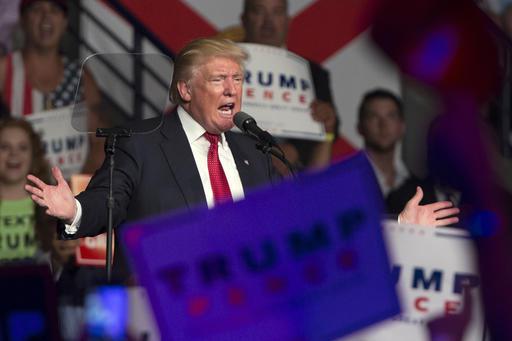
[390, 265, 401, 285]
[337, 209, 365, 240]
[453, 273, 480, 294]
[245, 70, 310, 91]
[258, 72, 273, 86]
[393, 265, 480, 294]
[279, 74, 296, 89]
[288, 223, 331, 258]
[301, 79, 311, 91]
[412, 268, 442, 291]
[242, 239, 278, 272]
[199, 254, 231, 285]
[158, 208, 365, 295]
[52, 139, 63, 153]
[43, 135, 86, 154]
[66, 135, 85, 151]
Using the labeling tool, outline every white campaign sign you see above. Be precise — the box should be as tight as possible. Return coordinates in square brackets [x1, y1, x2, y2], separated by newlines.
[239, 43, 325, 141]
[26, 105, 89, 179]
[340, 221, 485, 341]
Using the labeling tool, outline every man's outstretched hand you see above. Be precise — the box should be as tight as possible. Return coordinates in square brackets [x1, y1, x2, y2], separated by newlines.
[399, 187, 460, 227]
[25, 166, 76, 224]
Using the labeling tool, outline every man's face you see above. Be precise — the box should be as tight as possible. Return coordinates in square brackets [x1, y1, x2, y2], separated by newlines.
[22, 1, 68, 50]
[179, 57, 244, 134]
[358, 98, 405, 153]
[242, 0, 289, 47]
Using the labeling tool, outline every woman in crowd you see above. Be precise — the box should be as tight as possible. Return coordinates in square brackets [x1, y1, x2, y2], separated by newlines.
[0, 118, 76, 267]
[0, 0, 105, 175]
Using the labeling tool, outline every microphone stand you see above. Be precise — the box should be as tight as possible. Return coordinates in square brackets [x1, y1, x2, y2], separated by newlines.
[255, 141, 298, 179]
[96, 127, 132, 282]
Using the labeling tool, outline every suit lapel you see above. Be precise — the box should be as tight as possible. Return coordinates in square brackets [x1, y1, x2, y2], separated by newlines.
[226, 132, 261, 190]
[159, 113, 207, 208]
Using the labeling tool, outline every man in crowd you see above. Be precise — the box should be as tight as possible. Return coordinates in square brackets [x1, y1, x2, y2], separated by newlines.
[241, 0, 338, 175]
[356, 88, 438, 214]
[25, 38, 459, 282]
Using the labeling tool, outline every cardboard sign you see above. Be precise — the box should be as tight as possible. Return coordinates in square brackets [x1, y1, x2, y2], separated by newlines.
[239, 43, 325, 141]
[341, 222, 484, 341]
[26, 105, 89, 180]
[70, 174, 114, 267]
[76, 233, 114, 267]
[123, 153, 399, 340]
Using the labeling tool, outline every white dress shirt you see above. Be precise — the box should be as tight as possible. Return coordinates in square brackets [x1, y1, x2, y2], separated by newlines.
[366, 145, 410, 197]
[178, 106, 244, 208]
[65, 106, 245, 233]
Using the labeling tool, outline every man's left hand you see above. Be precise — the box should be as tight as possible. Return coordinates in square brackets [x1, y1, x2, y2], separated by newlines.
[399, 187, 460, 227]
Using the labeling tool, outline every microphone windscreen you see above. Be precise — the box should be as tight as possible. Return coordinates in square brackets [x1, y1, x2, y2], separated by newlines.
[233, 111, 253, 132]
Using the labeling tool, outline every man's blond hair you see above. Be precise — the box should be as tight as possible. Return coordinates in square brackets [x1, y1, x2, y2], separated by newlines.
[169, 38, 248, 104]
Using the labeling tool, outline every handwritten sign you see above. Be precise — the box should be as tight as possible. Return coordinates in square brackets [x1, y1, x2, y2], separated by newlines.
[123, 153, 399, 340]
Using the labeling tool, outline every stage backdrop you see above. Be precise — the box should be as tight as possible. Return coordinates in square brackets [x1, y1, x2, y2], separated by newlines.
[80, 0, 400, 149]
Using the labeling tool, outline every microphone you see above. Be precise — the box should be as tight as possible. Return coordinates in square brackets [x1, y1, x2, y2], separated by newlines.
[234, 111, 297, 177]
[233, 111, 276, 145]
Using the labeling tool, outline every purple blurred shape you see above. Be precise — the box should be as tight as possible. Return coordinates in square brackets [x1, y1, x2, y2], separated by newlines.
[123, 152, 400, 340]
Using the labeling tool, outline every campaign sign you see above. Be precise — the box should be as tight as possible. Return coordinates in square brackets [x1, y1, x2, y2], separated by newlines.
[26, 105, 89, 179]
[122, 152, 399, 340]
[239, 43, 325, 141]
[76, 233, 114, 267]
[342, 222, 484, 341]
[70, 174, 114, 267]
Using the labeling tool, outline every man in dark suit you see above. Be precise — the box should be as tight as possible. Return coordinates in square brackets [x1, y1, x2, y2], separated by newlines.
[241, 0, 338, 175]
[25, 38, 459, 283]
[25, 38, 279, 281]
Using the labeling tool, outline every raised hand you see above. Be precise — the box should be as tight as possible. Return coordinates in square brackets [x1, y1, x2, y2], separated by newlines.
[310, 100, 337, 134]
[398, 186, 460, 227]
[25, 166, 77, 223]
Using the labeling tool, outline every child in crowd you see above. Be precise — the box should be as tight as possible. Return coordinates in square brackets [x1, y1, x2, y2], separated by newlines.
[0, 118, 77, 268]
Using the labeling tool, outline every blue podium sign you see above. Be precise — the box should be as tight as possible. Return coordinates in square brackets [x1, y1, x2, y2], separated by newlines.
[123, 152, 399, 340]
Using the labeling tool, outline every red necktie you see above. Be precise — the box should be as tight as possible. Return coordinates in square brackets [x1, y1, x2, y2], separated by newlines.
[204, 132, 232, 203]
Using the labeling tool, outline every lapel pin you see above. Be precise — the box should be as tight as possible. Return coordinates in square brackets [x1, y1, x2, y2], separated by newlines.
[244, 160, 250, 165]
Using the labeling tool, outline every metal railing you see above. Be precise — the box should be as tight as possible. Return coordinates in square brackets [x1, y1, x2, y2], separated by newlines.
[66, 0, 176, 123]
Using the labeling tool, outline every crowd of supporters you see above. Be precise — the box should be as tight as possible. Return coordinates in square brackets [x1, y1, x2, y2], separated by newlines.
[0, 0, 510, 339]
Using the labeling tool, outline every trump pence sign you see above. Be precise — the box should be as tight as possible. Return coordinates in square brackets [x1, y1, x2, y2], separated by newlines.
[123, 153, 399, 340]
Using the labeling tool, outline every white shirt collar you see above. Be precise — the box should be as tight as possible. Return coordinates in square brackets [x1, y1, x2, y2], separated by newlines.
[177, 106, 227, 145]
[366, 144, 410, 196]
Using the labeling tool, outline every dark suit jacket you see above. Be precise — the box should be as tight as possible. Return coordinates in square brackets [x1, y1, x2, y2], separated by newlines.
[67, 112, 278, 281]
